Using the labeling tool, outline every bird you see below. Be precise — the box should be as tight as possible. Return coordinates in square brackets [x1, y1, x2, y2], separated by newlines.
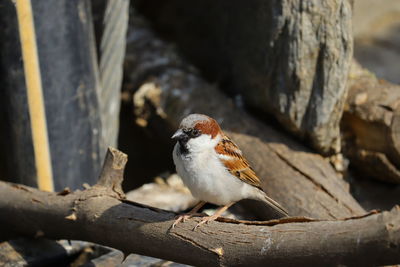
[171, 113, 288, 229]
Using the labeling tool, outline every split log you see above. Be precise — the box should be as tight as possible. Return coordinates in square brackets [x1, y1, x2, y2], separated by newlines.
[126, 15, 364, 219]
[343, 62, 400, 184]
[134, 0, 353, 154]
[0, 148, 399, 267]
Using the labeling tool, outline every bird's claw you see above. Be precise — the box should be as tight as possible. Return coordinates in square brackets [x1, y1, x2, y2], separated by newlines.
[192, 215, 219, 231]
[171, 213, 204, 229]
[171, 214, 189, 229]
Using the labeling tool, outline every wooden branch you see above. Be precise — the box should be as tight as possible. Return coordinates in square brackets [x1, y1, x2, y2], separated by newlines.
[96, 147, 127, 198]
[126, 15, 364, 219]
[0, 177, 399, 266]
[343, 61, 400, 184]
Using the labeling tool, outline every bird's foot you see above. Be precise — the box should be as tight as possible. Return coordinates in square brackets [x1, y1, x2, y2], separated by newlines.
[193, 213, 220, 231]
[171, 213, 204, 229]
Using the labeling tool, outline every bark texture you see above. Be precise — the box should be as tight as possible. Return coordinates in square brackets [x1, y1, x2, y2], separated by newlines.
[126, 16, 364, 219]
[343, 62, 400, 184]
[0, 150, 399, 267]
[134, 0, 353, 154]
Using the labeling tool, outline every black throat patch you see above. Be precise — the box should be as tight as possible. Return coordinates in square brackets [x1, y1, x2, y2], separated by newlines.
[178, 139, 189, 155]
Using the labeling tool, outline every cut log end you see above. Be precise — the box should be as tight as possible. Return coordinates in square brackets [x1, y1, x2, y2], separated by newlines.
[344, 62, 400, 184]
[96, 147, 128, 198]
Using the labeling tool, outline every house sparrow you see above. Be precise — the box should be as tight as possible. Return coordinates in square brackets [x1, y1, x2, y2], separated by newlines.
[172, 114, 288, 229]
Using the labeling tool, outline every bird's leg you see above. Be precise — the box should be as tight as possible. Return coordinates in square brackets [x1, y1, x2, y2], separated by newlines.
[193, 202, 235, 230]
[171, 201, 207, 228]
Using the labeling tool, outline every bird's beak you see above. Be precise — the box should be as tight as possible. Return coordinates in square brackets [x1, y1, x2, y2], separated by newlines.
[171, 129, 186, 141]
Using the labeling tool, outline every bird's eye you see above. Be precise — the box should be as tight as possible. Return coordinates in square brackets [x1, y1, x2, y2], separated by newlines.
[183, 128, 201, 138]
[192, 129, 200, 137]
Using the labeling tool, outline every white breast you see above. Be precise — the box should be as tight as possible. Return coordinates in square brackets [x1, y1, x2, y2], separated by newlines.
[172, 136, 257, 206]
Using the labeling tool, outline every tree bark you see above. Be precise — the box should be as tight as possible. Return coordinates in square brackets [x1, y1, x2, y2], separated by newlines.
[134, 0, 353, 155]
[126, 15, 364, 219]
[0, 148, 399, 267]
[343, 61, 400, 184]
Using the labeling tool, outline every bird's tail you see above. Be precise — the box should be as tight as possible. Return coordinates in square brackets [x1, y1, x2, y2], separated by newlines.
[261, 193, 289, 218]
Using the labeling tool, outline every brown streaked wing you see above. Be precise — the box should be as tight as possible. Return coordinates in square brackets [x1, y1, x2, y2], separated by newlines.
[215, 135, 263, 190]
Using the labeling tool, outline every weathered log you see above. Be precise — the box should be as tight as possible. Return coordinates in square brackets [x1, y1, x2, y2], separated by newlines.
[0, 148, 399, 267]
[134, 0, 353, 154]
[126, 15, 364, 219]
[343, 62, 400, 184]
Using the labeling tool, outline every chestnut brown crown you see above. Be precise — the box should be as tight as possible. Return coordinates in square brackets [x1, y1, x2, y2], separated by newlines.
[179, 114, 221, 138]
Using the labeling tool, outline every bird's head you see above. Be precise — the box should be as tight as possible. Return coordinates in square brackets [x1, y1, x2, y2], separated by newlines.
[172, 114, 222, 152]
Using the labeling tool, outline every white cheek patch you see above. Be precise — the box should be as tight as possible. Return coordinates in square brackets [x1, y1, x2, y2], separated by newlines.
[187, 134, 219, 152]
